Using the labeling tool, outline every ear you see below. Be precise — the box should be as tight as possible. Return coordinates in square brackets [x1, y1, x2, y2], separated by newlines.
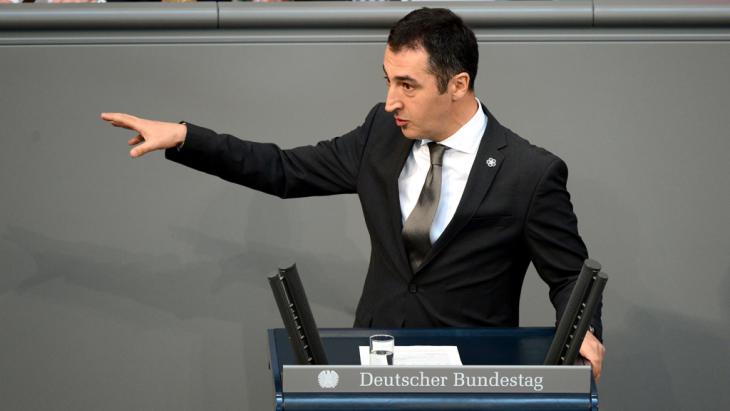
[450, 72, 471, 100]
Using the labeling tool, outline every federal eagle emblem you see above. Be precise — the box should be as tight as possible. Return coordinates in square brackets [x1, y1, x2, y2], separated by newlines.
[317, 370, 340, 389]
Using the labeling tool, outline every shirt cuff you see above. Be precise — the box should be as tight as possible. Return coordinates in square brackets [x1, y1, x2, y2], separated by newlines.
[176, 121, 188, 151]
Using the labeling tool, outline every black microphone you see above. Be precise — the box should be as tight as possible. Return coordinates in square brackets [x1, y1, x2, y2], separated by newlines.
[269, 263, 328, 365]
[544, 259, 608, 366]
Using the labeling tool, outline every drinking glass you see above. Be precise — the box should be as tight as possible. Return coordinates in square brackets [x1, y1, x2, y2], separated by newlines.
[369, 334, 394, 365]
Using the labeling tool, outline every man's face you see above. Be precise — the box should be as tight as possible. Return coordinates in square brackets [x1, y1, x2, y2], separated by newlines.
[383, 46, 454, 141]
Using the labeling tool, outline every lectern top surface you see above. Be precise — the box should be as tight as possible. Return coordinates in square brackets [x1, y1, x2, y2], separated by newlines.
[270, 327, 556, 367]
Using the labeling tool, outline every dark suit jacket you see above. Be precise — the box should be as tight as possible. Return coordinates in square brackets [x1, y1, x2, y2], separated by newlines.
[166, 103, 602, 338]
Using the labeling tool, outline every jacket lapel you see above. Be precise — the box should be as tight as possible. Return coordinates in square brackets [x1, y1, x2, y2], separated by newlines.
[385, 136, 416, 279]
[415, 107, 508, 273]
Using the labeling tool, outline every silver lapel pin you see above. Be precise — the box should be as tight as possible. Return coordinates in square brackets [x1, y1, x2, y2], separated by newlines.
[486, 157, 497, 168]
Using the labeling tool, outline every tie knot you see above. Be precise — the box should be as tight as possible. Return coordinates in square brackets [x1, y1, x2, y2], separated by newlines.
[428, 142, 447, 166]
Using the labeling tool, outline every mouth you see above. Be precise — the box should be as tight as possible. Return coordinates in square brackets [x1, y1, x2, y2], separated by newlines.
[395, 117, 408, 127]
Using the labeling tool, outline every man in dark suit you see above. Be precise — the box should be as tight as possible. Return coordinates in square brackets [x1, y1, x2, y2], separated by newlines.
[102, 7, 605, 379]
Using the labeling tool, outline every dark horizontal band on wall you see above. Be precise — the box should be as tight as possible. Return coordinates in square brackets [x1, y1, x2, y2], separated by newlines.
[218, 2, 592, 29]
[4, 28, 730, 46]
[1, 1, 729, 31]
[0, 3, 218, 30]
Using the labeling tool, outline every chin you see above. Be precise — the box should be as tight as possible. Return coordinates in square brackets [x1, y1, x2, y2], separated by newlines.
[400, 126, 421, 140]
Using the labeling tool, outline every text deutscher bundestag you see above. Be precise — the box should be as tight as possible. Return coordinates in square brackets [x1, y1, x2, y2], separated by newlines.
[283, 366, 590, 394]
[360, 371, 544, 391]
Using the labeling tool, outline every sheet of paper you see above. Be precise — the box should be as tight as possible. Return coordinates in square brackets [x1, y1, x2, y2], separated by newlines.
[359, 346, 462, 366]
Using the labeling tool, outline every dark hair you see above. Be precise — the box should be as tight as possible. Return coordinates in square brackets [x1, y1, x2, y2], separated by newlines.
[387, 8, 479, 93]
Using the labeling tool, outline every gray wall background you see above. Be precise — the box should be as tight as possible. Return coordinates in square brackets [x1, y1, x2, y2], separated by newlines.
[1, 2, 728, 410]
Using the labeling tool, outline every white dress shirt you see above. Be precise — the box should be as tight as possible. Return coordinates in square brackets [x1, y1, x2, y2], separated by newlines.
[398, 99, 488, 244]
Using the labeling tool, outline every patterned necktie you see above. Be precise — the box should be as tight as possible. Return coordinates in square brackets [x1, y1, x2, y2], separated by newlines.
[402, 142, 448, 272]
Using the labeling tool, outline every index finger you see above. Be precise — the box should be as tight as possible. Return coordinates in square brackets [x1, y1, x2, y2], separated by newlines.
[100, 112, 140, 131]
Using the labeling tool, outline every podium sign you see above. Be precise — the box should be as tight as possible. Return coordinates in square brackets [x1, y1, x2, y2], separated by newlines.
[269, 328, 598, 410]
[283, 365, 590, 394]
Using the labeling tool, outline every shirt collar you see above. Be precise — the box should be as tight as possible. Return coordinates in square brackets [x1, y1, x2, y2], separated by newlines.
[417, 98, 487, 154]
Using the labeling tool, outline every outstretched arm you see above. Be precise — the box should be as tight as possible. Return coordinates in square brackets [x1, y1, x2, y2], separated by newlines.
[102, 104, 381, 198]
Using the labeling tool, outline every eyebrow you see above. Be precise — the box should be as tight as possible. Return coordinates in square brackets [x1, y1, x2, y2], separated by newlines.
[382, 66, 419, 84]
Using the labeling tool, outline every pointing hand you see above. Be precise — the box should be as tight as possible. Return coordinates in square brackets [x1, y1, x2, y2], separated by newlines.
[101, 112, 187, 158]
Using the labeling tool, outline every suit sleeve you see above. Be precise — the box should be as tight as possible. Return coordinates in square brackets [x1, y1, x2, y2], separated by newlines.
[164, 105, 381, 198]
[524, 158, 603, 340]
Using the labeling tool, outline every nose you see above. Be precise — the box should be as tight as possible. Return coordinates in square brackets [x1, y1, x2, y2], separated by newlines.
[384, 85, 402, 113]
